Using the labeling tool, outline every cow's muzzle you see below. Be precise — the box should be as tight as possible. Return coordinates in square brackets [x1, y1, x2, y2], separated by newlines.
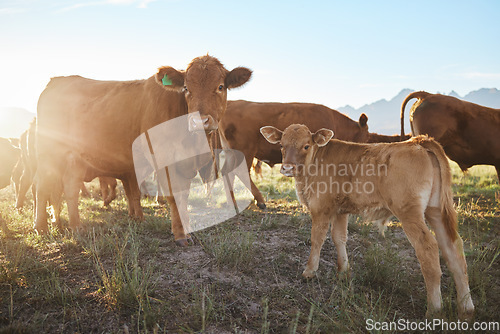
[280, 163, 296, 177]
[188, 114, 217, 132]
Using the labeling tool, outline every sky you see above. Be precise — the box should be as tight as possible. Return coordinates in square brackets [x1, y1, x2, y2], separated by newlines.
[1, 0, 500, 116]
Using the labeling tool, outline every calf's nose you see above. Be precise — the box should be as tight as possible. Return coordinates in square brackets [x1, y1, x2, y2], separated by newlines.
[280, 163, 295, 177]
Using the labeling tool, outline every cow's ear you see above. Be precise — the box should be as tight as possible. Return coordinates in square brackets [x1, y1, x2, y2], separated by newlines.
[156, 66, 185, 90]
[359, 113, 368, 128]
[313, 129, 334, 147]
[260, 126, 282, 144]
[226, 67, 252, 89]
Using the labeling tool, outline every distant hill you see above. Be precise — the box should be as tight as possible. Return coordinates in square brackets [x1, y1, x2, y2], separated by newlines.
[0, 107, 36, 139]
[337, 88, 500, 135]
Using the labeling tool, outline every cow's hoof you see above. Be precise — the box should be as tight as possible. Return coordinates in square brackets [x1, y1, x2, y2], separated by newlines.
[302, 269, 316, 279]
[458, 307, 475, 322]
[175, 237, 194, 247]
[257, 202, 267, 209]
[34, 224, 49, 235]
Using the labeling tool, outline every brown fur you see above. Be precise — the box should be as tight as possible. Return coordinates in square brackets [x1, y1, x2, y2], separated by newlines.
[35, 55, 251, 241]
[261, 124, 474, 319]
[401, 91, 500, 180]
[367, 132, 411, 143]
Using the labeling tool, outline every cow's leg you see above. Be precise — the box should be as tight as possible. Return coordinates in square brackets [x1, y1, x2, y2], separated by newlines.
[167, 191, 192, 246]
[15, 171, 31, 209]
[104, 177, 117, 206]
[331, 213, 349, 274]
[425, 207, 474, 320]
[122, 176, 143, 220]
[303, 212, 330, 278]
[246, 154, 266, 209]
[99, 177, 110, 205]
[79, 182, 90, 197]
[400, 216, 443, 318]
[99, 177, 118, 207]
[50, 184, 64, 230]
[62, 154, 86, 230]
[34, 164, 59, 233]
[496, 166, 500, 184]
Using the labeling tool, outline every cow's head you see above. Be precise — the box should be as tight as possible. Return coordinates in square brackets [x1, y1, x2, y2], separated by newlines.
[260, 124, 333, 177]
[156, 55, 252, 131]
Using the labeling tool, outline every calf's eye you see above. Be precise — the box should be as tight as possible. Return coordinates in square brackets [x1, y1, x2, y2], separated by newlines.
[304, 145, 310, 150]
[218, 85, 224, 91]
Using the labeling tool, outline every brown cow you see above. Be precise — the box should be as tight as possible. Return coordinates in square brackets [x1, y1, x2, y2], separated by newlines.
[219, 100, 369, 208]
[1, 137, 20, 233]
[401, 91, 500, 180]
[35, 55, 252, 245]
[260, 124, 474, 320]
[0, 137, 20, 189]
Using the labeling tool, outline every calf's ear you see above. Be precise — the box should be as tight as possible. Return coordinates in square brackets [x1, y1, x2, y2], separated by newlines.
[155, 66, 185, 91]
[260, 126, 283, 144]
[226, 67, 252, 89]
[313, 129, 334, 147]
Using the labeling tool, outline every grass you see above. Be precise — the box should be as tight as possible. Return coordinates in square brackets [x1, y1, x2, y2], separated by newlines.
[0, 161, 498, 332]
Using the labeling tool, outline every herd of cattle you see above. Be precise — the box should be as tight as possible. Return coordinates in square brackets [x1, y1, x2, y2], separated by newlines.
[1, 55, 499, 319]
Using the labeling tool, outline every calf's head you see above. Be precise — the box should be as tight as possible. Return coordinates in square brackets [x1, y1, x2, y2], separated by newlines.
[155, 55, 252, 131]
[260, 124, 333, 177]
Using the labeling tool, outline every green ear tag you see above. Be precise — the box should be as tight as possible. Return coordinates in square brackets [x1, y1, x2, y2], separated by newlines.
[162, 74, 173, 86]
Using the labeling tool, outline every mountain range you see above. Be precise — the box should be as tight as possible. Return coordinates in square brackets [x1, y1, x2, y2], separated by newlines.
[337, 88, 500, 135]
[1, 88, 499, 139]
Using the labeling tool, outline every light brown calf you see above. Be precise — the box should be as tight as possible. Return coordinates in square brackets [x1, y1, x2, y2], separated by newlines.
[260, 124, 474, 320]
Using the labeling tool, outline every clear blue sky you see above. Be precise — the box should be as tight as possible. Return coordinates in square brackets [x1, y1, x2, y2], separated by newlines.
[1, 0, 499, 114]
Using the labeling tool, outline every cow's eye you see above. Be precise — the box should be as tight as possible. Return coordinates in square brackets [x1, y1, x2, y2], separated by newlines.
[218, 85, 224, 91]
[183, 86, 188, 93]
[304, 145, 310, 150]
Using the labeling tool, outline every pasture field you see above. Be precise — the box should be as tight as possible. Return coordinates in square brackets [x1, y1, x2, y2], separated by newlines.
[0, 162, 499, 333]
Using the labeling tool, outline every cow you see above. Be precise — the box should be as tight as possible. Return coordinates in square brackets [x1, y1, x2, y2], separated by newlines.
[35, 55, 252, 245]
[0, 137, 20, 190]
[401, 91, 500, 181]
[1, 137, 21, 233]
[14, 120, 36, 208]
[218, 100, 369, 209]
[260, 124, 474, 320]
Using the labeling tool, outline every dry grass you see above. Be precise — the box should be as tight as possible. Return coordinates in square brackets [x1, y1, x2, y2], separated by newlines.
[0, 162, 498, 333]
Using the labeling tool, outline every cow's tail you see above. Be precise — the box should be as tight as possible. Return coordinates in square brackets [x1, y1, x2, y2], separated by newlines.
[400, 91, 431, 140]
[418, 137, 458, 242]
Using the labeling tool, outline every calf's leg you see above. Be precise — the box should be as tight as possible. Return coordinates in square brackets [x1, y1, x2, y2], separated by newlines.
[401, 216, 443, 318]
[425, 207, 474, 320]
[331, 213, 349, 273]
[303, 212, 330, 278]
